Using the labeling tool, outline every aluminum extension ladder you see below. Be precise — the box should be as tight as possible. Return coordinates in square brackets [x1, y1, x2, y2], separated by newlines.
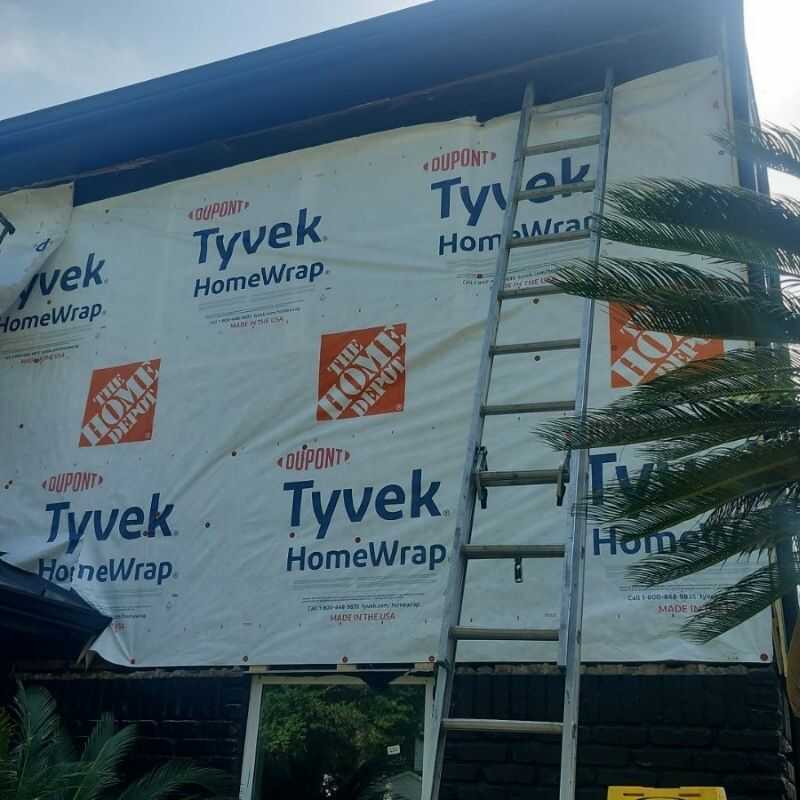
[424, 69, 615, 800]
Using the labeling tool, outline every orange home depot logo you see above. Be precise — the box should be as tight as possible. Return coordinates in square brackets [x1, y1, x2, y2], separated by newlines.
[79, 359, 160, 446]
[609, 305, 723, 388]
[317, 324, 406, 421]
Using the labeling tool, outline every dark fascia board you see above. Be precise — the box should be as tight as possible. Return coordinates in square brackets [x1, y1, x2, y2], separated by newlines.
[0, 586, 108, 639]
[0, 0, 741, 204]
[0, 560, 111, 639]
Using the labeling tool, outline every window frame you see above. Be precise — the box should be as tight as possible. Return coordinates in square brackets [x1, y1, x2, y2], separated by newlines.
[239, 672, 435, 800]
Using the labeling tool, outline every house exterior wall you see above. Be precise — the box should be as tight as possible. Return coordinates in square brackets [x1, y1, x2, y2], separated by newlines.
[7, 664, 794, 800]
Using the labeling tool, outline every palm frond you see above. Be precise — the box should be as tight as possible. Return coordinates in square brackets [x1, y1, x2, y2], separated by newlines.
[12, 684, 61, 793]
[0, 709, 14, 800]
[80, 713, 116, 763]
[541, 348, 800, 453]
[607, 347, 797, 405]
[602, 213, 800, 275]
[116, 761, 232, 800]
[0, 708, 11, 762]
[51, 721, 77, 765]
[626, 496, 800, 586]
[540, 398, 800, 459]
[548, 257, 800, 343]
[71, 720, 137, 800]
[13, 684, 60, 751]
[714, 122, 800, 180]
[588, 439, 800, 538]
[602, 179, 800, 274]
[681, 557, 799, 642]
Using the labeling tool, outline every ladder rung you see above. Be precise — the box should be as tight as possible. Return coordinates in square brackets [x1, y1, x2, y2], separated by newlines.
[481, 400, 575, 416]
[451, 626, 559, 642]
[516, 180, 595, 202]
[443, 718, 563, 735]
[524, 134, 601, 157]
[463, 544, 566, 559]
[491, 338, 580, 355]
[498, 285, 561, 300]
[476, 469, 561, 487]
[509, 229, 591, 249]
[545, 91, 604, 112]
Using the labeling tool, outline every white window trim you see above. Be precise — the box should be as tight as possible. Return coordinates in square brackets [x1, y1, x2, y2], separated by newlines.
[239, 673, 434, 800]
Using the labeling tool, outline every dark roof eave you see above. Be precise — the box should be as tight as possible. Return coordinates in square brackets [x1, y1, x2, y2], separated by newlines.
[0, 0, 743, 202]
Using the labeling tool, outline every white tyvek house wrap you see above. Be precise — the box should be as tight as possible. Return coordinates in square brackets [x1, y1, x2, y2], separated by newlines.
[0, 58, 771, 666]
[0, 184, 73, 316]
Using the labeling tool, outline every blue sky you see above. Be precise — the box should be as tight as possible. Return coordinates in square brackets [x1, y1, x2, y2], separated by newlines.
[1, 0, 797, 194]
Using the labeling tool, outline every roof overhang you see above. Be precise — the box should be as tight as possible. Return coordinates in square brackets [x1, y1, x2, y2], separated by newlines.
[0, 560, 111, 660]
[0, 0, 748, 204]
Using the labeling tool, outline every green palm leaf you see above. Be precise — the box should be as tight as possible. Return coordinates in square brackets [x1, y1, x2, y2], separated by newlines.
[540, 347, 800, 455]
[588, 439, 800, 539]
[71, 720, 137, 800]
[601, 179, 800, 274]
[115, 760, 232, 800]
[681, 558, 800, 642]
[13, 684, 62, 796]
[714, 122, 800, 180]
[627, 496, 800, 586]
[1, 684, 231, 800]
[541, 399, 800, 460]
[605, 347, 797, 405]
[548, 257, 800, 342]
[538, 121, 800, 642]
[602, 214, 800, 275]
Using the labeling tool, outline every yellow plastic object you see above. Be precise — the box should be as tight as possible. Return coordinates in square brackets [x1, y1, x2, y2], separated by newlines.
[608, 788, 727, 800]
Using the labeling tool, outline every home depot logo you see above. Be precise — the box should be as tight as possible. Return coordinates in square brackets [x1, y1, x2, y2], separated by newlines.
[610, 306, 723, 388]
[423, 148, 496, 172]
[317, 324, 406, 421]
[79, 360, 160, 446]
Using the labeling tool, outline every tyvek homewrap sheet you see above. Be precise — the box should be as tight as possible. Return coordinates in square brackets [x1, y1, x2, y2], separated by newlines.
[0, 184, 73, 317]
[0, 58, 771, 666]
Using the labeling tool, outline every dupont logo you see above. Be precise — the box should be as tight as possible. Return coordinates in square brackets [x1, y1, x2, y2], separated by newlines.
[188, 200, 249, 222]
[80, 359, 161, 447]
[423, 148, 496, 172]
[610, 306, 723, 388]
[277, 445, 351, 471]
[42, 472, 103, 493]
[317, 324, 406, 421]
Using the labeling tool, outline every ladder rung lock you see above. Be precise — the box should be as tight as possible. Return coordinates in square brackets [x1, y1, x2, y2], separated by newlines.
[451, 626, 559, 642]
[443, 719, 564, 735]
[481, 400, 575, 416]
[491, 338, 581, 355]
[516, 180, 595, 202]
[498, 285, 562, 300]
[509, 229, 591, 249]
[475, 469, 561, 487]
[524, 134, 600, 157]
[463, 544, 566, 559]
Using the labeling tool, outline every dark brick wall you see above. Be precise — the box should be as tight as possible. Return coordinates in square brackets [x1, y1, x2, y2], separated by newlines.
[22, 671, 250, 780]
[9, 664, 795, 800]
[443, 666, 795, 800]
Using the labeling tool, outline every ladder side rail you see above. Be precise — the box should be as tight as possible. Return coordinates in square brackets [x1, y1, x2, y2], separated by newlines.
[557, 67, 615, 800]
[425, 81, 536, 800]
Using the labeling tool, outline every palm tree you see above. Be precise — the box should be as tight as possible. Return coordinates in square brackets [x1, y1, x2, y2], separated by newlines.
[0, 682, 231, 800]
[539, 122, 800, 643]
